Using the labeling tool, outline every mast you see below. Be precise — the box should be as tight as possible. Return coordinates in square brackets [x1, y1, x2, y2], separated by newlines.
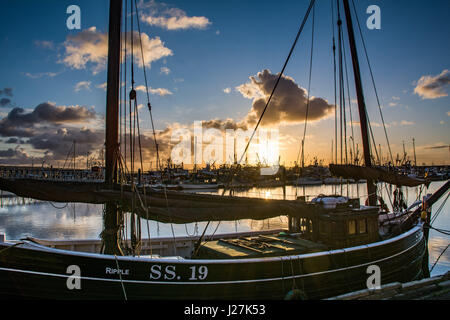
[342, 0, 377, 206]
[105, 0, 122, 186]
[103, 0, 123, 256]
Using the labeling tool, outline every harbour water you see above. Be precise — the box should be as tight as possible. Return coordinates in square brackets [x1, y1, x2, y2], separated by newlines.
[0, 181, 448, 277]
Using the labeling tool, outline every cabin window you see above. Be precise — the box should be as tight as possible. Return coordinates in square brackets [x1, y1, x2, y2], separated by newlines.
[359, 219, 367, 234]
[348, 220, 356, 235]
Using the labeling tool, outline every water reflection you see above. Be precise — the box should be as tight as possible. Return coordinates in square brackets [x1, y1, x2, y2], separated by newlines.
[0, 201, 103, 240]
[0, 181, 448, 276]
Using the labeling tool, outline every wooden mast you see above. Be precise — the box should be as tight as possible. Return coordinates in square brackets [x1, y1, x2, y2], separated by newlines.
[105, 0, 122, 185]
[103, 0, 123, 255]
[342, 0, 377, 206]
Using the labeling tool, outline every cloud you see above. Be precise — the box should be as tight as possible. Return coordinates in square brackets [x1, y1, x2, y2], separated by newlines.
[139, 0, 211, 30]
[135, 85, 173, 96]
[236, 69, 334, 126]
[447, 111, 450, 117]
[60, 27, 108, 74]
[160, 66, 171, 75]
[24, 72, 59, 79]
[0, 98, 11, 107]
[388, 102, 398, 107]
[350, 120, 415, 128]
[34, 40, 54, 50]
[60, 27, 172, 74]
[74, 81, 91, 92]
[414, 69, 450, 99]
[201, 119, 248, 131]
[4, 137, 25, 144]
[0, 101, 103, 164]
[0, 147, 32, 162]
[149, 88, 173, 96]
[223, 88, 231, 94]
[400, 120, 415, 126]
[28, 127, 104, 158]
[0, 88, 13, 97]
[97, 82, 107, 91]
[0, 102, 97, 138]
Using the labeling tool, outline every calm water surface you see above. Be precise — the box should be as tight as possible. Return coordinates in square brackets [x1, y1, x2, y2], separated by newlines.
[0, 181, 448, 276]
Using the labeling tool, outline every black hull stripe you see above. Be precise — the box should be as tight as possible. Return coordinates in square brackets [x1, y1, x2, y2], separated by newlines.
[5, 225, 423, 264]
[0, 230, 424, 285]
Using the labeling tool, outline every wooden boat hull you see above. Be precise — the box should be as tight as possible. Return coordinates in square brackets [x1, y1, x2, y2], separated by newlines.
[0, 226, 426, 300]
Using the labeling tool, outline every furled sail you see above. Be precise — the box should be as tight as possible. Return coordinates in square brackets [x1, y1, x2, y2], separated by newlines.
[0, 177, 324, 224]
[329, 164, 428, 187]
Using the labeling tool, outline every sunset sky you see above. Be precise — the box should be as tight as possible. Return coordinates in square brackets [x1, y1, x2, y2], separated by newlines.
[0, 0, 449, 169]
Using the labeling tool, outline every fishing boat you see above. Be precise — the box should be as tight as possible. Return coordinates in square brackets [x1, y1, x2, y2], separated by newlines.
[0, 0, 448, 300]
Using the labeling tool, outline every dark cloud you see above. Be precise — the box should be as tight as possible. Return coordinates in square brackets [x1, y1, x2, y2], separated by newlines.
[0, 101, 102, 165]
[236, 69, 334, 126]
[4, 137, 26, 144]
[202, 119, 248, 131]
[0, 88, 13, 97]
[28, 127, 104, 159]
[0, 103, 97, 138]
[0, 147, 31, 162]
[0, 98, 11, 107]
[10, 102, 96, 125]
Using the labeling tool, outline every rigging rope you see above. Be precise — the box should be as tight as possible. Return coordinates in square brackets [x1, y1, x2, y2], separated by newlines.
[48, 202, 69, 210]
[336, 0, 344, 164]
[331, 0, 338, 165]
[429, 243, 450, 273]
[123, 0, 128, 175]
[294, 1, 316, 196]
[134, 0, 161, 176]
[219, 0, 316, 198]
[114, 254, 128, 300]
[351, 0, 394, 164]
[430, 191, 449, 225]
[300, 2, 316, 168]
[341, 26, 357, 163]
[193, 0, 317, 256]
[229, 0, 316, 178]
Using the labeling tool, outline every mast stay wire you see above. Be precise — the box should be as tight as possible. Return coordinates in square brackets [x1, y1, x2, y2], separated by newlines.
[350, 0, 394, 165]
[295, 2, 316, 197]
[122, 0, 128, 179]
[331, 0, 338, 165]
[193, 0, 317, 256]
[223, 0, 316, 196]
[134, 0, 162, 176]
[341, 25, 356, 163]
[336, 0, 344, 165]
[337, 0, 380, 166]
[134, 0, 175, 254]
[300, 2, 316, 169]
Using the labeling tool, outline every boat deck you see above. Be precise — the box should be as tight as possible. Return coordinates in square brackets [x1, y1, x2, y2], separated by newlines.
[195, 233, 328, 259]
[10, 229, 287, 259]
